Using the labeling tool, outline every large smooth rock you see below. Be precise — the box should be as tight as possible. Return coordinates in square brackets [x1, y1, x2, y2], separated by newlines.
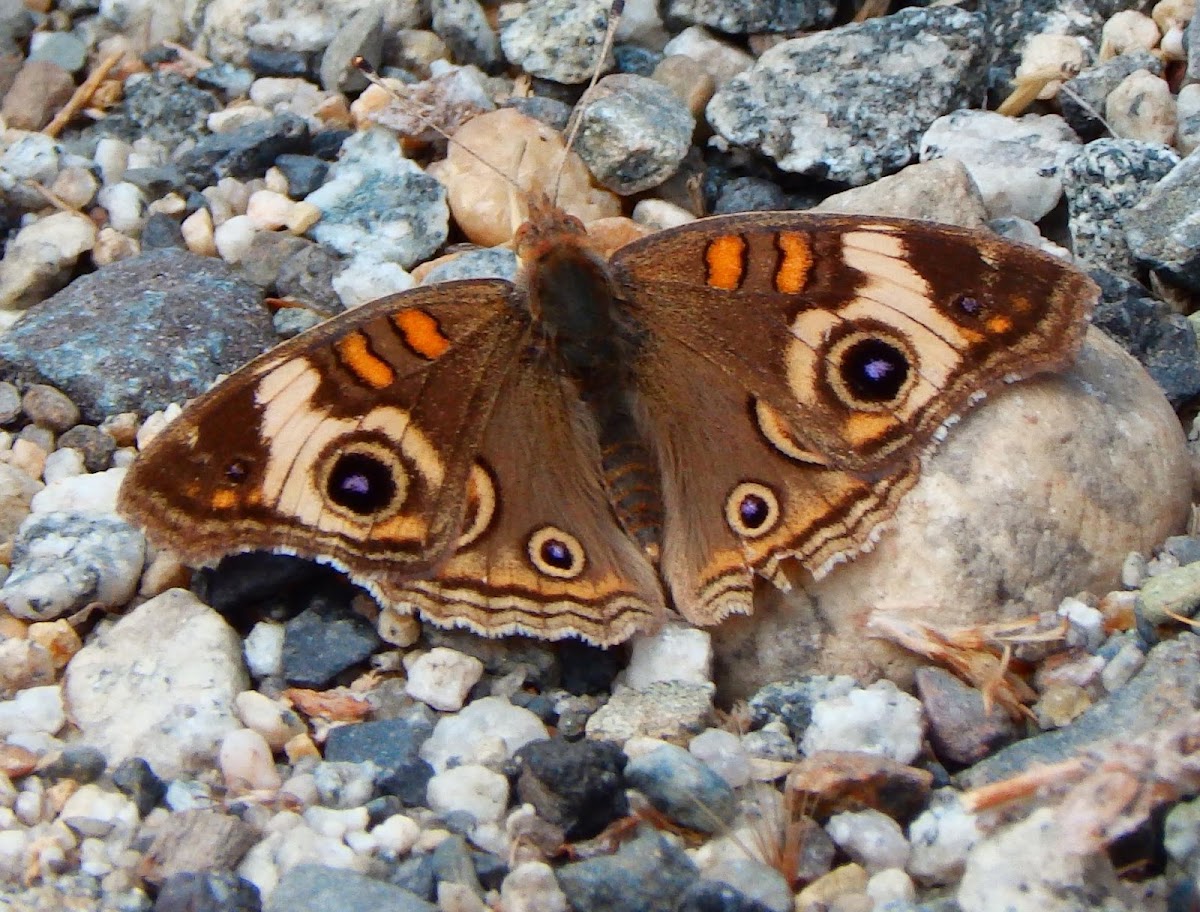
[713, 328, 1191, 699]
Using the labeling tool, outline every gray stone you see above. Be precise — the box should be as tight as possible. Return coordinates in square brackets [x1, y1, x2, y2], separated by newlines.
[1060, 51, 1162, 142]
[431, 0, 500, 71]
[500, 0, 613, 84]
[625, 744, 735, 833]
[1063, 139, 1179, 281]
[666, 0, 834, 34]
[958, 634, 1200, 787]
[1125, 148, 1200, 295]
[1, 511, 146, 621]
[420, 248, 517, 284]
[556, 829, 698, 912]
[28, 32, 87, 73]
[707, 7, 987, 186]
[0, 248, 273, 422]
[175, 113, 310, 188]
[319, 5, 383, 93]
[265, 864, 437, 912]
[574, 74, 695, 195]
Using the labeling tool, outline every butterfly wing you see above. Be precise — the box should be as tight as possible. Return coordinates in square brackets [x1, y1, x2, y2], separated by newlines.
[375, 352, 665, 646]
[612, 213, 1097, 624]
[119, 281, 528, 581]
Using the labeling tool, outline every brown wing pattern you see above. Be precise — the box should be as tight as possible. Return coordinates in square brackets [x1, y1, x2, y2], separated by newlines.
[119, 280, 527, 581]
[613, 213, 1097, 622]
[378, 353, 665, 645]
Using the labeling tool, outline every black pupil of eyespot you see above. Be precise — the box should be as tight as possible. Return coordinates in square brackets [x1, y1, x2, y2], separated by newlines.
[842, 338, 909, 402]
[225, 459, 248, 482]
[328, 452, 395, 515]
[740, 494, 769, 528]
[541, 539, 573, 569]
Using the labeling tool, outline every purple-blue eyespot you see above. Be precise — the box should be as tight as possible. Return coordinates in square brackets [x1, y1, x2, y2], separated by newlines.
[726, 483, 780, 539]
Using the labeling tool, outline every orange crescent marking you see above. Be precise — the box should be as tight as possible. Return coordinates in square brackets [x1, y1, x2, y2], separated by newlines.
[775, 232, 813, 294]
[393, 308, 451, 360]
[334, 332, 395, 389]
[211, 489, 238, 510]
[986, 315, 1013, 335]
[706, 235, 746, 291]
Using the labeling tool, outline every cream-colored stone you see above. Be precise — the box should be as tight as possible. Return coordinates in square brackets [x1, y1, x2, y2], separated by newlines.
[181, 208, 217, 257]
[428, 108, 621, 247]
[713, 329, 1191, 699]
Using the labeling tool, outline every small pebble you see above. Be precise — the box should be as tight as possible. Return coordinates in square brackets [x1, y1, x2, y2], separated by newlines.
[21, 384, 80, 432]
[825, 809, 911, 873]
[426, 764, 510, 824]
[405, 647, 485, 712]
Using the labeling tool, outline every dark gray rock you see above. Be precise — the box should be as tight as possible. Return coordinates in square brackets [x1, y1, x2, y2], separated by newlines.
[264, 864, 437, 912]
[389, 854, 437, 901]
[1088, 268, 1200, 408]
[915, 667, 1021, 766]
[141, 213, 186, 249]
[112, 757, 167, 817]
[154, 871, 261, 912]
[713, 177, 790, 214]
[707, 6, 987, 185]
[0, 249, 273, 422]
[275, 154, 329, 198]
[320, 5, 383, 92]
[57, 425, 117, 473]
[1063, 139, 1180, 281]
[513, 737, 628, 839]
[1126, 149, 1200, 295]
[624, 744, 736, 833]
[39, 745, 107, 784]
[247, 48, 312, 79]
[176, 114, 310, 189]
[1164, 536, 1200, 567]
[676, 879, 776, 912]
[122, 166, 188, 198]
[276, 243, 343, 313]
[324, 718, 435, 806]
[555, 829, 699, 912]
[959, 634, 1200, 787]
[0, 0, 35, 57]
[429, 835, 481, 897]
[194, 63, 256, 99]
[666, 0, 833, 32]
[0, 381, 19, 423]
[282, 599, 381, 688]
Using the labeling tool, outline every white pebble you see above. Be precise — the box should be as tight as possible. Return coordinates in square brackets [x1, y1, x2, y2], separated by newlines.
[246, 190, 296, 230]
[14, 786, 44, 826]
[405, 647, 484, 711]
[57, 784, 139, 839]
[275, 823, 362, 872]
[420, 696, 548, 773]
[624, 621, 712, 688]
[93, 137, 131, 185]
[96, 182, 146, 233]
[42, 447, 85, 484]
[333, 257, 414, 308]
[1101, 10, 1161, 58]
[304, 805, 368, 839]
[243, 621, 286, 678]
[1101, 640, 1146, 692]
[426, 764, 509, 824]
[165, 779, 214, 812]
[377, 610, 421, 648]
[826, 809, 911, 873]
[265, 167, 289, 194]
[0, 686, 65, 737]
[688, 728, 751, 788]
[0, 830, 27, 881]
[214, 214, 257, 263]
[907, 790, 984, 885]
[181, 207, 217, 257]
[501, 861, 570, 912]
[371, 813, 420, 856]
[78, 837, 113, 877]
[148, 192, 187, 216]
[279, 772, 319, 808]
[866, 868, 916, 905]
[235, 690, 305, 750]
[631, 199, 695, 231]
[1057, 597, 1105, 650]
[219, 728, 282, 792]
[800, 680, 924, 764]
[286, 200, 321, 234]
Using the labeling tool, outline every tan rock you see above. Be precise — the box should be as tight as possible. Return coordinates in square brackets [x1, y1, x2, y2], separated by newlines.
[0, 60, 74, 131]
[428, 108, 621, 247]
[712, 329, 1190, 698]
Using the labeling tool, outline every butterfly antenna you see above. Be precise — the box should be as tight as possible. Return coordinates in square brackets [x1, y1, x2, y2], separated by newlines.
[352, 57, 517, 189]
[552, 0, 625, 205]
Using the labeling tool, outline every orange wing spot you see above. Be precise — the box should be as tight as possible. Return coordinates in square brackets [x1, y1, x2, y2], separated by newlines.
[392, 308, 451, 360]
[706, 235, 746, 291]
[334, 332, 395, 389]
[986, 315, 1013, 335]
[843, 412, 900, 448]
[211, 489, 238, 510]
[775, 232, 813, 294]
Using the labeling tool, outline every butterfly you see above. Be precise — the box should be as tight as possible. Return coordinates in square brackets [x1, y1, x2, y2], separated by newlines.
[117, 160, 1097, 647]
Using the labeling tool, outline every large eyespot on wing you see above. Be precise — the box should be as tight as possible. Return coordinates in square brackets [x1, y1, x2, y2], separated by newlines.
[612, 212, 1097, 470]
[117, 280, 529, 580]
[375, 362, 666, 647]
